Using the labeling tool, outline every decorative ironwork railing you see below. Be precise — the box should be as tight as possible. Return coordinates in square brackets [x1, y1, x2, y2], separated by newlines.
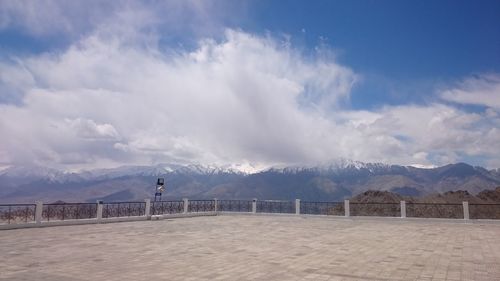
[469, 204, 500, 219]
[6, 199, 500, 228]
[257, 200, 295, 214]
[218, 200, 252, 212]
[300, 201, 344, 216]
[102, 202, 146, 218]
[350, 202, 401, 217]
[42, 203, 98, 221]
[406, 203, 463, 219]
[188, 200, 215, 212]
[150, 201, 184, 215]
[0, 204, 36, 224]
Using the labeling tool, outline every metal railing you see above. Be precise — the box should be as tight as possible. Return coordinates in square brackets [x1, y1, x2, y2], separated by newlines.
[188, 200, 215, 212]
[218, 200, 253, 212]
[0, 204, 36, 224]
[406, 203, 463, 219]
[257, 200, 295, 214]
[350, 202, 401, 217]
[5, 198, 500, 230]
[300, 201, 344, 216]
[469, 203, 500, 219]
[42, 203, 97, 221]
[151, 200, 184, 215]
[102, 202, 146, 218]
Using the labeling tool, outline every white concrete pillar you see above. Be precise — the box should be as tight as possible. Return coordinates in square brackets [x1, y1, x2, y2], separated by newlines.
[401, 201, 406, 218]
[214, 198, 218, 212]
[96, 200, 103, 221]
[35, 201, 43, 224]
[295, 199, 301, 215]
[252, 198, 257, 214]
[463, 201, 469, 220]
[344, 199, 350, 217]
[183, 198, 189, 214]
[144, 199, 151, 218]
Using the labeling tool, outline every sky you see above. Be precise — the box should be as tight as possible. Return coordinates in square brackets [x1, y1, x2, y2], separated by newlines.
[0, 0, 499, 171]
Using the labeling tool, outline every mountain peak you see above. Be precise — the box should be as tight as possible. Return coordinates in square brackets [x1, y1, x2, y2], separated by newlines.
[267, 159, 391, 174]
[0, 165, 63, 179]
[1, 161, 500, 203]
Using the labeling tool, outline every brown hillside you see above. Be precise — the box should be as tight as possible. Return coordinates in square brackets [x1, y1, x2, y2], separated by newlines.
[351, 190, 406, 203]
[477, 187, 500, 202]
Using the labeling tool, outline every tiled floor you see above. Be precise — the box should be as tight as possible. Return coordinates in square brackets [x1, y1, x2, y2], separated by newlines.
[1, 215, 499, 280]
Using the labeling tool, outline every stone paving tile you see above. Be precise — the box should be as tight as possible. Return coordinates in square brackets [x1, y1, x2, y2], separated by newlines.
[1, 215, 500, 280]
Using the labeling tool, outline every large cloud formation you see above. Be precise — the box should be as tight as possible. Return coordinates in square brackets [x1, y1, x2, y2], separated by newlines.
[0, 1, 499, 170]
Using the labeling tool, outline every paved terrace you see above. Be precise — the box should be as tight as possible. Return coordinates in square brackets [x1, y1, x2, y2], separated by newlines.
[1, 215, 500, 281]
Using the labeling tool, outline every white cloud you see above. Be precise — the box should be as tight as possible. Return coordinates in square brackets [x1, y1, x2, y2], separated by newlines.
[0, 0, 117, 36]
[0, 3, 500, 169]
[345, 103, 500, 166]
[65, 118, 120, 140]
[0, 27, 358, 168]
[0, 0, 242, 41]
[441, 74, 500, 109]
[0, 59, 36, 104]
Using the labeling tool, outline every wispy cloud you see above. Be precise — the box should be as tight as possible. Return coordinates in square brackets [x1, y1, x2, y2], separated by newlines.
[0, 26, 357, 168]
[440, 74, 500, 109]
[0, 0, 122, 36]
[0, 0, 243, 40]
[0, 1, 499, 169]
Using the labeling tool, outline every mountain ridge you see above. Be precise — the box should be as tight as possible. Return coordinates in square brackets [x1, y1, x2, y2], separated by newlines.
[1, 161, 499, 203]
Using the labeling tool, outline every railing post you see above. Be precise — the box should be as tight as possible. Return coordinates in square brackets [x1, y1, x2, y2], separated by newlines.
[183, 198, 189, 214]
[401, 201, 406, 218]
[214, 198, 218, 213]
[463, 201, 469, 220]
[252, 198, 257, 214]
[344, 199, 350, 217]
[35, 201, 43, 224]
[96, 200, 103, 222]
[295, 199, 300, 215]
[144, 199, 151, 218]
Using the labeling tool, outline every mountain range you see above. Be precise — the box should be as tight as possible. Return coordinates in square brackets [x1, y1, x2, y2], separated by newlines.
[0, 161, 499, 203]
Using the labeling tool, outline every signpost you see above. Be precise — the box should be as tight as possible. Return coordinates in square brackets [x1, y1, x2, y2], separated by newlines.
[154, 178, 165, 202]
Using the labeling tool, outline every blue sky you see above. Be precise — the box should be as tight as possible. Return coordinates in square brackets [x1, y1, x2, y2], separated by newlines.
[0, 0, 499, 170]
[245, 0, 500, 109]
[250, 1, 500, 76]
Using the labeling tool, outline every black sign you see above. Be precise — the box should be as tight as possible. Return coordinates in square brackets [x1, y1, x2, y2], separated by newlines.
[157, 178, 164, 186]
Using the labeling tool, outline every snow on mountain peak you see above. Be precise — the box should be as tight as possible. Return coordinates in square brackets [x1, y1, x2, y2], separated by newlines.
[173, 163, 253, 175]
[0, 165, 80, 183]
[267, 159, 391, 174]
[1, 165, 59, 178]
[407, 164, 437, 169]
[0, 160, 402, 183]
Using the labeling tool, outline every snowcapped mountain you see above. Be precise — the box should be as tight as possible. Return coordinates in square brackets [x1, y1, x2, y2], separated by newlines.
[0, 160, 400, 185]
[0, 163, 248, 184]
[267, 159, 392, 174]
[171, 164, 247, 175]
[0, 165, 63, 179]
[0, 165, 84, 184]
[1, 161, 499, 203]
[0, 159, 463, 182]
[83, 164, 181, 180]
